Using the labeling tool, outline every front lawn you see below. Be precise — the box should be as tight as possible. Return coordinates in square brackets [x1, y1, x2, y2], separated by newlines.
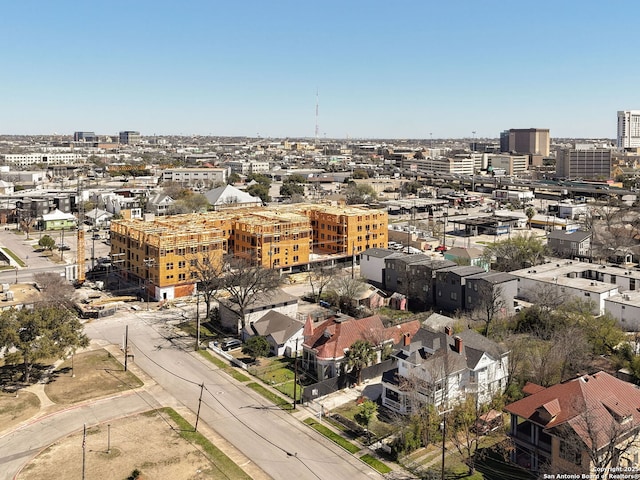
[304, 418, 361, 454]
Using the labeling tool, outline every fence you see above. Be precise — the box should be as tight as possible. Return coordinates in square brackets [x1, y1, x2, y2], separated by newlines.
[302, 359, 393, 403]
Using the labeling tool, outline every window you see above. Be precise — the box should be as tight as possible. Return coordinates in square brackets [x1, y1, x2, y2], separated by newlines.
[293, 256, 299, 262]
[190, 259, 196, 266]
[166, 262, 174, 270]
[450, 292, 457, 300]
[559, 439, 582, 465]
[178, 261, 186, 268]
[178, 273, 186, 281]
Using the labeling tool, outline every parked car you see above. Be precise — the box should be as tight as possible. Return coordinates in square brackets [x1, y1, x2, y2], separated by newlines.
[220, 338, 242, 351]
[92, 234, 101, 240]
[58, 243, 70, 251]
[435, 245, 448, 252]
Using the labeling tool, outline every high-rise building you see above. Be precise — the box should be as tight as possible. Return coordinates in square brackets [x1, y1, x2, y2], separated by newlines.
[555, 146, 612, 179]
[119, 131, 141, 145]
[501, 128, 550, 156]
[617, 110, 640, 150]
[73, 131, 96, 142]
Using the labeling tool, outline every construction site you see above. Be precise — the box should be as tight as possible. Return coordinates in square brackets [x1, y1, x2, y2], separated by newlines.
[104, 204, 388, 301]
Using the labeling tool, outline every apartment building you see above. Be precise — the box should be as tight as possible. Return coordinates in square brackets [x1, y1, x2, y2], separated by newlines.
[110, 212, 233, 301]
[1, 153, 83, 167]
[617, 110, 640, 150]
[232, 210, 312, 269]
[109, 204, 389, 300]
[295, 204, 388, 255]
[160, 167, 228, 186]
[555, 146, 612, 179]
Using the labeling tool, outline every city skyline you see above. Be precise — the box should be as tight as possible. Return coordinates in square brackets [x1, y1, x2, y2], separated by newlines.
[3, 0, 640, 139]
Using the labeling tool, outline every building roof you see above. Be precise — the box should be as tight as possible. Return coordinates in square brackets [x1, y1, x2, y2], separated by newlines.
[220, 288, 298, 316]
[303, 315, 420, 361]
[41, 209, 76, 221]
[204, 184, 262, 207]
[466, 271, 517, 285]
[362, 247, 398, 259]
[547, 229, 592, 242]
[247, 310, 303, 344]
[437, 265, 486, 277]
[505, 371, 640, 451]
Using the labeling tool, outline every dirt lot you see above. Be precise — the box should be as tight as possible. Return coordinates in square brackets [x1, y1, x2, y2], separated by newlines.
[44, 349, 143, 404]
[0, 390, 40, 430]
[17, 409, 251, 480]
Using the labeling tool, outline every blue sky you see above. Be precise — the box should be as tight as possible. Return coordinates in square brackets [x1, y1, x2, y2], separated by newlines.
[2, 0, 638, 139]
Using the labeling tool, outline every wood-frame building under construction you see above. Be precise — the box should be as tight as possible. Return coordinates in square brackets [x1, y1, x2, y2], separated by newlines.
[109, 204, 387, 301]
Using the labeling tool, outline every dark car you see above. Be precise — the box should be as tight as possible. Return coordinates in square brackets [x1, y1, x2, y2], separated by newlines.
[221, 338, 242, 351]
[58, 243, 70, 251]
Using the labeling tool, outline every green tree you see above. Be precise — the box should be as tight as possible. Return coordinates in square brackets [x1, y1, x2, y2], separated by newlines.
[242, 336, 270, 359]
[345, 183, 377, 205]
[280, 181, 305, 198]
[0, 305, 88, 382]
[525, 207, 536, 229]
[354, 399, 378, 444]
[227, 172, 241, 184]
[344, 339, 375, 385]
[482, 233, 549, 272]
[38, 234, 56, 251]
[246, 183, 271, 204]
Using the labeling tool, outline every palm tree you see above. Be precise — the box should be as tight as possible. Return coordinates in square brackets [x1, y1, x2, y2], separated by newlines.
[525, 206, 536, 230]
[344, 340, 375, 385]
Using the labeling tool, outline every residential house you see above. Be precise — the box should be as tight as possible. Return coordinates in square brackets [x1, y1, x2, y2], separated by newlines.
[146, 192, 174, 216]
[381, 327, 509, 414]
[444, 247, 488, 271]
[547, 230, 592, 260]
[85, 208, 113, 228]
[301, 314, 421, 382]
[505, 372, 640, 475]
[40, 209, 77, 231]
[243, 310, 304, 357]
[435, 266, 486, 312]
[204, 184, 262, 211]
[218, 288, 298, 335]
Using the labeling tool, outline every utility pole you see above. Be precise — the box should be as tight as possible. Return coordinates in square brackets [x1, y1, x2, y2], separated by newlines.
[124, 325, 129, 372]
[195, 382, 204, 432]
[441, 412, 446, 480]
[195, 290, 200, 351]
[107, 423, 111, 454]
[82, 423, 87, 480]
[351, 242, 356, 279]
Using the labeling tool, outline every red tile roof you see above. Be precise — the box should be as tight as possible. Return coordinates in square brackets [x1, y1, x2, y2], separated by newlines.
[303, 315, 420, 361]
[506, 372, 640, 450]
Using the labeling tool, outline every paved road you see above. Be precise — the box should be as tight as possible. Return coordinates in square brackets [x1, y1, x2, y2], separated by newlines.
[0, 390, 162, 480]
[84, 310, 383, 480]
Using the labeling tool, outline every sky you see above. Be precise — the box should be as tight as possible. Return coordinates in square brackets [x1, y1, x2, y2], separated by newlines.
[2, 0, 639, 140]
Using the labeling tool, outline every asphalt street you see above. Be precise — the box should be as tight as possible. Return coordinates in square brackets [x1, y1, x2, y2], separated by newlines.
[84, 310, 384, 480]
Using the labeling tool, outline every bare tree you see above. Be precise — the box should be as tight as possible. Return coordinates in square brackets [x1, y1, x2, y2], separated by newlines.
[327, 274, 368, 314]
[190, 251, 225, 319]
[473, 282, 505, 337]
[217, 256, 281, 332]
[307, 263, 336, 303]
[33, 272, 75, 308]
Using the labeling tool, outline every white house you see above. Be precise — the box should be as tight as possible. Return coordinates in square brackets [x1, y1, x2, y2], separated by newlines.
[242, 310, 304, 357]
[382, 327, 509, 415]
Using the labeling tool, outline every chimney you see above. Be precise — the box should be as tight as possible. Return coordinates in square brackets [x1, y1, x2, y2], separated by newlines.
[403, 332, 411, 346]
[445, 326, 452, 336]
[303, 314, 314, 338]
[454, 336, 463, 354]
